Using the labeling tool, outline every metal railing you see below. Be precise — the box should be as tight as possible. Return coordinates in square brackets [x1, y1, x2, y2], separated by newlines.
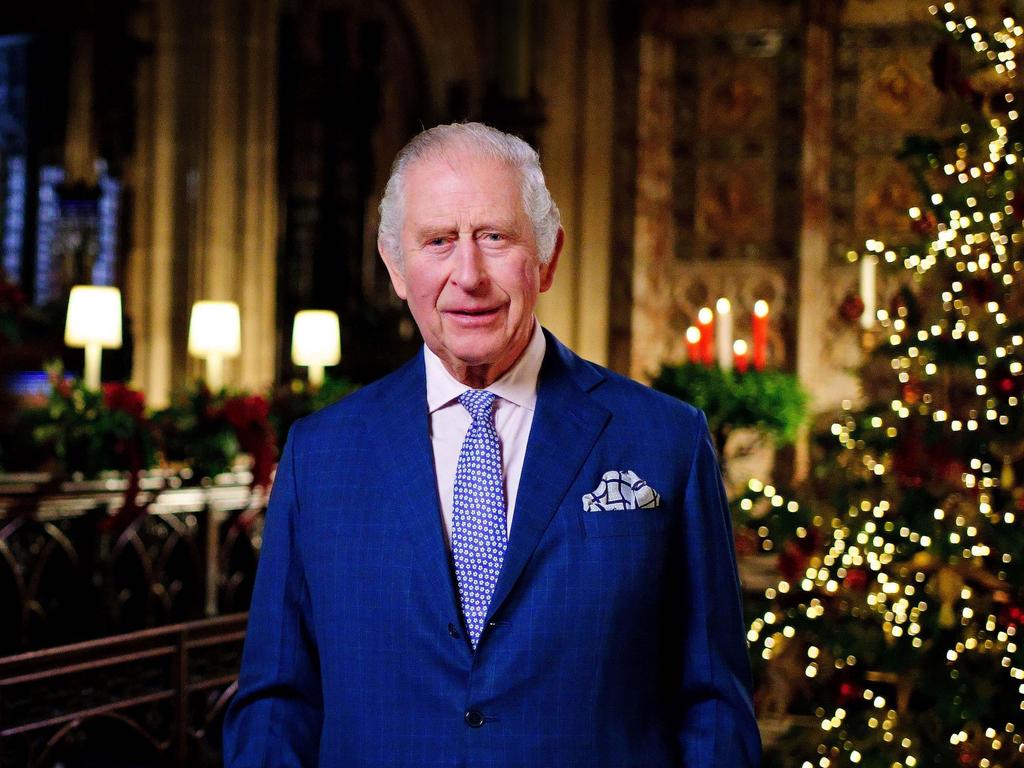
[0, 613, 247, 768]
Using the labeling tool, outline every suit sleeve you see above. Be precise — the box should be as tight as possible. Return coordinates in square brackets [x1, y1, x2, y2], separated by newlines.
[223, 424, 323, 767]
[676, 410, 761, 766]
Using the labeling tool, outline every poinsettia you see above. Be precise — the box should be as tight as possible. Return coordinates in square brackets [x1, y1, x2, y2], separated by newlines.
[153, 386, 277, 487]
[23, 361, 154, 478]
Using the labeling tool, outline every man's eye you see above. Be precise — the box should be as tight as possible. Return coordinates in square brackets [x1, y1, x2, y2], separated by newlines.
[483, 232, 505, 242]
[426, 237, 447, 247]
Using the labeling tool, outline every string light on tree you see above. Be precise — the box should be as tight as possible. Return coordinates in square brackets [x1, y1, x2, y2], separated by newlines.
[748, 6, 1024, 765]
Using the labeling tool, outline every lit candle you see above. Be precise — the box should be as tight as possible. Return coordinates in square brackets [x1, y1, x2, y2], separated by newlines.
[860, 254, 877, 329]
[697, 307, 714, 366]
[685, 326, 701, 363]
[716, 298, 733, 370]
[752, 300, 769, 371]
[733, 339, 749, 373]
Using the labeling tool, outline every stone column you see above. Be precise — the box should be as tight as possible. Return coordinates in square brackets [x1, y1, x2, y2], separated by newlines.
[239, 0, 279, 389]
[64, 27, 98, 186]
[126, 0, 182, 407]
[536, 0, 614, 366]
[794, 1, 842, 478]
[192, 0, 278, 390]
[126, 0, 279, 403]
[628, 29, 675, 380]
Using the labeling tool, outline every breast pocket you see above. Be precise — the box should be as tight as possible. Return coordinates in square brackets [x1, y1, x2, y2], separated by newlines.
[580, 507, 673, 538]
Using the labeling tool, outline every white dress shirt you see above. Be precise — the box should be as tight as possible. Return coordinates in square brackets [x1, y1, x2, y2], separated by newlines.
[424, 319, 546, 550]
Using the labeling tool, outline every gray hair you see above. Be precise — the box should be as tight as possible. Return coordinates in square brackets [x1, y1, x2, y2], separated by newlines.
[377, 122, 561, 267]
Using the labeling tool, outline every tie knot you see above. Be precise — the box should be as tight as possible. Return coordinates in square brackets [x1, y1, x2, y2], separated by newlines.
[458, 389, 497, 423]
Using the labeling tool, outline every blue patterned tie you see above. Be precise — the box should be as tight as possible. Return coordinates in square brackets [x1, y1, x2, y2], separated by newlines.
[451, 390, 508, 649]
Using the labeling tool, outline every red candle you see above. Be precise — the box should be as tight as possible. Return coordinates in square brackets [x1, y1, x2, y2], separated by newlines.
[752, 300, 769, 371]
[733, 339, 749, 373]
[697, 307, 714, 366]
[685, 326, 701, 362]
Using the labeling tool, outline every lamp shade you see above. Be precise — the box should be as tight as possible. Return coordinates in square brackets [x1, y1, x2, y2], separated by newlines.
[64, 285, 122, 348]
[292, 310, 341, 367]
[188, 301, 241, 357]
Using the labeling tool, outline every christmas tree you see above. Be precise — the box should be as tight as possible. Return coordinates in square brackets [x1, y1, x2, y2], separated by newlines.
[748, 4, 1024, 766]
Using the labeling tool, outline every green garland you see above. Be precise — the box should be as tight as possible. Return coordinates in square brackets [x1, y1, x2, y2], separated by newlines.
[650, 363, 807, 454]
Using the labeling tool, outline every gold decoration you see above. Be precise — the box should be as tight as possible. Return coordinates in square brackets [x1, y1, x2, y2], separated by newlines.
[937, 567, 965, 629]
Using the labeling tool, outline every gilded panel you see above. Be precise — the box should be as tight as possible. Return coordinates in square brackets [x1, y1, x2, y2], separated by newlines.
[831, 24, 942, 255]
[674, 28, 803, 262]
[695, 158, 775, 251]
[853, 157, 920, 239]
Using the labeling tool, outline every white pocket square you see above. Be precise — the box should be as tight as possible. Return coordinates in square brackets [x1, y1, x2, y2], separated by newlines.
[582, 470, 661, 511]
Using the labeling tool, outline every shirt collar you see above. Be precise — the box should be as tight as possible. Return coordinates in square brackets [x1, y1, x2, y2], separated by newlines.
[424, 318, 546, 414]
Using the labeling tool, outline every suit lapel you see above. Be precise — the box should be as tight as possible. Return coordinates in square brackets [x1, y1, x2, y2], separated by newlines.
[375, 352, 463, 624]
[371, 334, 611, 635]
[485, 332, 610, 625]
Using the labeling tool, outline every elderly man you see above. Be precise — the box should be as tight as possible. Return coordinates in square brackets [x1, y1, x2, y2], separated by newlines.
[224, 122, 760, 767]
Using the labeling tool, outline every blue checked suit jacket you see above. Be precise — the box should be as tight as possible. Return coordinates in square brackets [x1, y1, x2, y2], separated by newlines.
[223, 329, 761, 767]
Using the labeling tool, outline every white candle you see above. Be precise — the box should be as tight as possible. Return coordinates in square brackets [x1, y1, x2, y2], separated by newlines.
[716, 297, 733, 370]
[860, 254, 877, 329]
[685, 326, 701, 363]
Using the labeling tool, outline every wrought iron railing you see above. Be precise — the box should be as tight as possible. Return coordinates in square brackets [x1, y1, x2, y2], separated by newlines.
[0, 613, 247, 768]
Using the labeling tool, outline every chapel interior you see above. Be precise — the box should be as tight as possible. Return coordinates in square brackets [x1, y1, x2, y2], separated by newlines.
[0, 0, 1004, 765]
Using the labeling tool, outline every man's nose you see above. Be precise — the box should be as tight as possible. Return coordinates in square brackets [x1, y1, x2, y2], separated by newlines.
[451, 238, 486, 290]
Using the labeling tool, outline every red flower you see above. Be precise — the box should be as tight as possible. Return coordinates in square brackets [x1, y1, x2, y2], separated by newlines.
[223, 394, 276, 488]
[102, 382, 146, 419]
[224, 394, 270, 428]
[0, 277, 26, 311]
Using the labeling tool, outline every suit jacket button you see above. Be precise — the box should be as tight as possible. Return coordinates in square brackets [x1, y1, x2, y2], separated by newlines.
[464, 710, 485, 728]
[448, 622, 460, 638]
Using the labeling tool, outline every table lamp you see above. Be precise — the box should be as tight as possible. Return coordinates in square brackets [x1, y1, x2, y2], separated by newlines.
[188, 300, 240, 392]
[64, 285, 122, 391]
[291, 310, 341, 388]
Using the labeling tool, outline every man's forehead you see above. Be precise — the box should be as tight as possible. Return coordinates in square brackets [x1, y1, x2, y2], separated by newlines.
[405, 145, 520, 184]
[401, 153, 525, 225]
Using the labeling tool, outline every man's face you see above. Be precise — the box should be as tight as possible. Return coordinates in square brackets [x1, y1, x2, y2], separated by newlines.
[381, 149, 561, 385]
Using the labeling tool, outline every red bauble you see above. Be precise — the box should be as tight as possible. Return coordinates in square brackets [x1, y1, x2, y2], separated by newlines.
[777, 529, 822, 582]
[1013, 192, 1024, 222]
[838, 681, 861, 704]
[901, 382, 921, 405]
[910, 210, 938, 238]
[777, 543, 808, 583]
[999, 603, 1024, 628]
[964, 277, 996, 305]
[839, 292, 865, 323]
[843, 569, 869, 591]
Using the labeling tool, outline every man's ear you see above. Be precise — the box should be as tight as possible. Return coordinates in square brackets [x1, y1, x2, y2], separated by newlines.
[538, 227, 564, 293]
[379, 239, 408, 301]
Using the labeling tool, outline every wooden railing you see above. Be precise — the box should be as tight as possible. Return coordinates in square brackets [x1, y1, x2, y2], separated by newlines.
[0, 613, 247, 768]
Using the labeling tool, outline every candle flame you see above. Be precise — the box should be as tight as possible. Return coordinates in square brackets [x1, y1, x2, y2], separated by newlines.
[716, 297, 731, 314]
[754, 300, 769, 317]
[686, 326, 701, 343]
[733, 339, 749, 354]
[698, 307, 714, 324]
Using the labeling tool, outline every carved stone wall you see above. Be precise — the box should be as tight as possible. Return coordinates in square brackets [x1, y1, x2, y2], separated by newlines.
[625, 0, 947, 421]
[630, 4, 803, 381]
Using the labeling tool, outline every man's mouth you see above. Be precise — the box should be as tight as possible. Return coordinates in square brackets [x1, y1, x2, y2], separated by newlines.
[448, 307, 500, 316]
[444, 306, 503, 326]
